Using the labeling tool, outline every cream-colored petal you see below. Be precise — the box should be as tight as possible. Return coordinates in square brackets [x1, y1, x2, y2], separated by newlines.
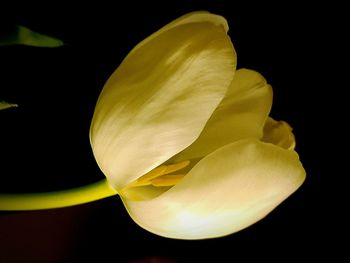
[90, 13, 236, 189]
[169, 69, 272, 163]
[262, 117, 296, 150]
[122, 139, 305, 239]
[130, 11, 229, 55]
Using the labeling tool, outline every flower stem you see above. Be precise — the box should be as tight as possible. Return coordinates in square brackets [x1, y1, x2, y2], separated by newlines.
[0, 179, 118, 211]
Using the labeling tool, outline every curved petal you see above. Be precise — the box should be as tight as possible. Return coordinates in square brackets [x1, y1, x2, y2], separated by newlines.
[262, 117, 296, 150]
[122, 139, 305, 239]
[90, 13, 236, 189]
[130, 11, 229, 54]
[169, 69, 272, 163]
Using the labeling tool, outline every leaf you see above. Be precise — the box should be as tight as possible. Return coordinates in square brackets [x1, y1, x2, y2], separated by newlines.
[0, 25, 63, 47]
[0, 101, 18, 110]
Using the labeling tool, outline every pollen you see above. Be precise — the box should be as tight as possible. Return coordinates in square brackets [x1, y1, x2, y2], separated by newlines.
[151, 174, 186, 186]
[127, 160, 190, 188]
[163, 160, 190, 174]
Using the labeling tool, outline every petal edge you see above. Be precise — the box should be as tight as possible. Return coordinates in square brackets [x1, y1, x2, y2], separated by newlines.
[90, 14, 236, 189]
[123, 139, 305, 239]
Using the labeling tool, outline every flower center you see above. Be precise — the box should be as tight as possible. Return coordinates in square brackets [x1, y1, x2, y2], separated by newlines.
[128, 160, 190, 188]
[120, 160, 191, 201]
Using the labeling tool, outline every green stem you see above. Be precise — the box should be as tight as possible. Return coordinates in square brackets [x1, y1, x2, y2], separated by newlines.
[0, 179, 118, 211]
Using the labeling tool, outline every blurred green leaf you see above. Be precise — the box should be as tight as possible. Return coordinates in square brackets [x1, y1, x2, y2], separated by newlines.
[0, 25, 63, 47]
[0, 101, 18, 110]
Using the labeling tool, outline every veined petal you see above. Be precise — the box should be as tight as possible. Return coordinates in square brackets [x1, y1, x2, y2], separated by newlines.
[90, 13, 236, 189]
[122, 139, 305, 239]
[169, 69, 272, 163]
[130, 11, 229, 53]
[262, 117, 296, 150]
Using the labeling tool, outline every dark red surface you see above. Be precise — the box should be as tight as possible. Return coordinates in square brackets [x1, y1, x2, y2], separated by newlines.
[0, 206, 89, 262]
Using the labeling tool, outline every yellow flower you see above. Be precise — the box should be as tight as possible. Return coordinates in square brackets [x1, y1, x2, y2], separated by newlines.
[0, 11, 305, 241]
[90, 11, 306, 239]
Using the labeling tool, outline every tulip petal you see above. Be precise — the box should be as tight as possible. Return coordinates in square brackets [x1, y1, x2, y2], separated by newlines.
[169, 69, 272, 162]
[122, 139, 305, 239]
[262, 117, 296, 150]
[90, 13, 236, 189]
[130, 11, 229, 53]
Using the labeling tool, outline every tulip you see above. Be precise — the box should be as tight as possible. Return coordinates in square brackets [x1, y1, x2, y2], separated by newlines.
[0, 11, 305, 240]
[90, 11, 305, 239]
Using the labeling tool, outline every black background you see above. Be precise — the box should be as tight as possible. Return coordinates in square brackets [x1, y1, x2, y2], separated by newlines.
[0, 1, 337, 262]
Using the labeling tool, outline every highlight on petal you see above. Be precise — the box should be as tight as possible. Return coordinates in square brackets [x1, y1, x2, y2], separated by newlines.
[0, 101, 18, 110]
[262, 117, 296, 150]
[0, 25, 63, 47]
[169, 69, 273, 162]
[122, 139, 305, 239]
[90, 12, 236, 189]
[130, 11, 229, 53]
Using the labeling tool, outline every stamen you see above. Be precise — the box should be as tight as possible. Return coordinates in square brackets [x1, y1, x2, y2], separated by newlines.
[138, 165, 168, 182]
[163, 160, 190, 175]
[127, 165, 167, 188]
[126, 160, 190, 189]
[126, 180, 152, 188]
[151, 174, 185, 187]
